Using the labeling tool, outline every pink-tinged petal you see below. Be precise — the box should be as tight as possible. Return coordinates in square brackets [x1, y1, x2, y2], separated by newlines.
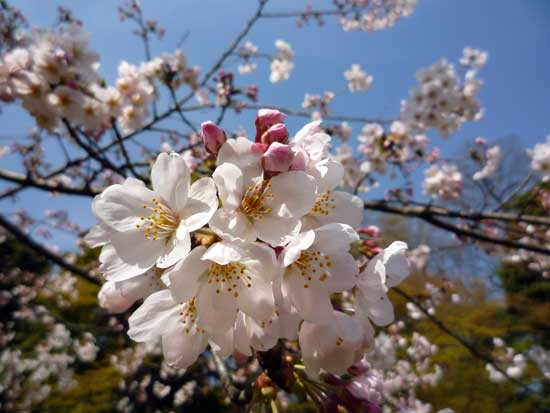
[209, 209, 257, 242]
[261, 142, 294, 173]
[181, 177, 218, 232]
[151, 152, 190, 211]
[201, 121, 226, 156]
[282, 266, 334, 324]
[356, 289, 395, 326]
[234, 313, 253, 356]
[267, 170, 316, 218]
[304, 190, 364, 230]
[156, 222, 191, 268]
[235, 277, 275, 322]
[167, 246, 208, 303]
[323, 250, 359, 293]
[217, 137, 263, 184]
[195, 282, 238, 332]
[162, 323, 208, 369]
[128, 289, 181, 342]
[213, 163, 244, 211]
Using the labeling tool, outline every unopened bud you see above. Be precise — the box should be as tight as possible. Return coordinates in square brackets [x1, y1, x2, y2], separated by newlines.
[261, 123, 289, 145]
[255, 108, 286, 142]
[261, 142, 294, 174]
[201, 121, 226, 156]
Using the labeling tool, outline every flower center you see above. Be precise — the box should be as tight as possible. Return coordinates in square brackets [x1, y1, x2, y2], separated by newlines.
[207, 262, 252, 298]
[136, 197, 179, 241]
[240, 180, 273, 220]
[291, 250, 332, 288]
[310, 190, 336, 216]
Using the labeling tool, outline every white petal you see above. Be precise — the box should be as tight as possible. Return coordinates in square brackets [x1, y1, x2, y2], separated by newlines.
[151, 152, 190, 212]
[209, 209, 257, 242]
[167, 246, 208, 303]
[202, 241, 245, 265]
[268, 171, 316, 218]
[280, 230, 315, 267]
[181, 177, 218, 231]
[93, 183, 155, 232]
[356, 289, 394, 326]
[217, 137, 262, 185]
[311, 223, 359, 252]
[306, 191, 364, 229]
[162, 323, 207, 369]
[383, 241, 409, 287]
[310, 159, 344, 191]
[196, 282, 238, 332]
[103, 235, 159, 281]
[234, 313, 253, 356]
[156, 222, 191, 268]
[213, 163, 244, 211]
[323, 250, 359, 293]
[282, 266, 334, 324]
[240, 242, 279, 281]
[128, 289, 181, 342]
[235, 278, 275, 322]
[253, 214, 301, 246]
[84, 223, 110, 248]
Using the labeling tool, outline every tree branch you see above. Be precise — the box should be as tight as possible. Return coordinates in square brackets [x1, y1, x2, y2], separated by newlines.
[0, 213, 100, 286]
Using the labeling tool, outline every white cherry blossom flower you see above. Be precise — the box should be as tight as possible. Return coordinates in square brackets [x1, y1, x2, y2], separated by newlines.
[280, 223, 359, 324]
[299, 310, 372, 378]
[167, 241, 278, 335]
[355, 241, 409, 327]
[91, 153, 218, 280]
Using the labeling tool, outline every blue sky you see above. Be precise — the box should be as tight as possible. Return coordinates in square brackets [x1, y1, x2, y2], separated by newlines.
[1, 0, 549, 249]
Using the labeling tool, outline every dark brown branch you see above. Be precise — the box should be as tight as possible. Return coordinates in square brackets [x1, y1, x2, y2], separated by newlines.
[363, 200, 550, 255]
[112, 120, 140, 179]
[0, 168, 98, 197]
[0, 213, 100, 286]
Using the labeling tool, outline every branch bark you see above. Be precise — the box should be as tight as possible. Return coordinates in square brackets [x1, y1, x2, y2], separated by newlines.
[0, 213, 101, 286]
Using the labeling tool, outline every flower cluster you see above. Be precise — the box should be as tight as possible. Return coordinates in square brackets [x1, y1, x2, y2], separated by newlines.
[344, 64, 373, 92]
[357, 120, 428, 176]
[400, 49, 487, 137]
[337, 0, 418, 32]
[0, 21, 198, 134]
[528, 136, 550, 182]
[472, 143, 502, 181]
[485, 337, 526, 383]
[88, 108, 410, 380]
[423, 163, 463, 201]
[270, 40, 294, 83]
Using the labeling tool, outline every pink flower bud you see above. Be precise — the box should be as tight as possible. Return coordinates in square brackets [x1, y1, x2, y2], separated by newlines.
[255, 108, 286, 142]
[201, 121, 226, 156]
[261, 142, 295, 174]
[475, 136, 487, 145]
[261, 123, 289, 145]
[357, 225, 381, 237]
